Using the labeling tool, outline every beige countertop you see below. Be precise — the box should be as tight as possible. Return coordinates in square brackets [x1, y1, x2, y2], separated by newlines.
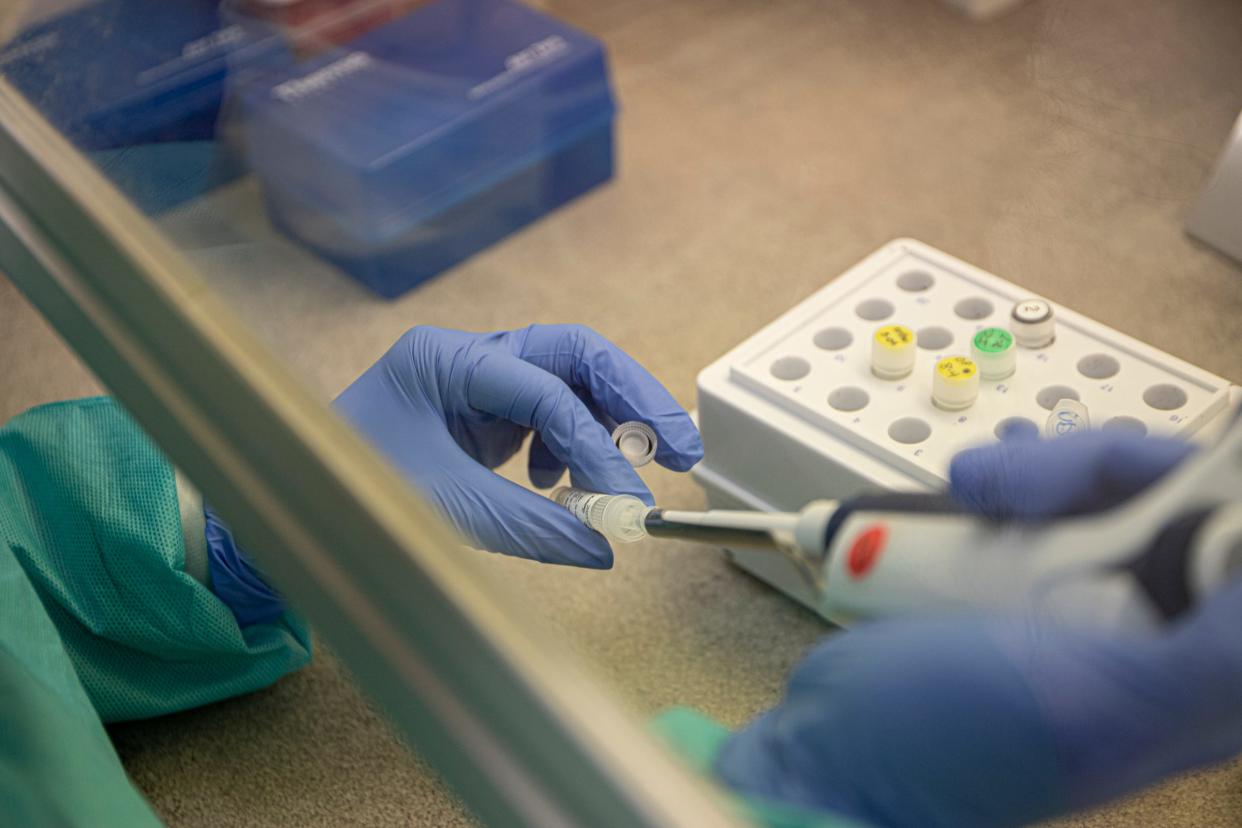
[3, 0, 1242, 825]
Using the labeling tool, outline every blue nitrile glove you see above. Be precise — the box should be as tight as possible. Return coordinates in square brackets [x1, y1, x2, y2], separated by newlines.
[204, 503, 286, 628]
[713, 431, 1242, 828]
[205, 324, 702, 624]
[333, 325, 703, 567]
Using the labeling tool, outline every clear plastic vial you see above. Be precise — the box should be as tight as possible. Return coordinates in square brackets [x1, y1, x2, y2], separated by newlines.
[970, 327, 1017, 380]
[552, 487, 651, 543]
[1011, 298, 1055, 348]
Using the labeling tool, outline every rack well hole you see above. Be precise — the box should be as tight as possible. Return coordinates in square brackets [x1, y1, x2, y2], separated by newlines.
[917, 326, 954, 350]
[1103, 416, 1147, 436]
[813, 327, 853, 351]
[954, 297, 994, 320]
[1143, 384, 1187, 411]
[888, 417, 932, 444]
[897, 270, 935, 292]
[1036, 385, 1080, 410]
[771, 356, 811, 381]
[828, 386, 870, 412]
[995, 417, 1039, 441]
[1077, 353, 1120, 380]
[856, 298, 895, 321]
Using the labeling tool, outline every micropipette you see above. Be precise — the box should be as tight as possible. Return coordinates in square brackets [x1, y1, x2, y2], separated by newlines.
[552, 486, 841, 586]
[554, 406, 1242, 631]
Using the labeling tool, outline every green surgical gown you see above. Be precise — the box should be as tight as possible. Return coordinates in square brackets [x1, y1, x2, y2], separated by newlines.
[0, 397, 311, 824]
[0, 396, 842, 828]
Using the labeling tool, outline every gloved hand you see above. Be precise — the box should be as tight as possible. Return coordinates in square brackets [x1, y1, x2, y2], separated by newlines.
[334, 324, 703, 567]
[714, 431, 1242, 828]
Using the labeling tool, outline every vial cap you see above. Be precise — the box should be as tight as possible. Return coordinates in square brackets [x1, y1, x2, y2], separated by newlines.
[1045, 398, 1091, 438]
[871, 324, 916, 379]
[933, 356, 980, 410]
[970, 327, 1017, 380]
[611, 421, 657, 467]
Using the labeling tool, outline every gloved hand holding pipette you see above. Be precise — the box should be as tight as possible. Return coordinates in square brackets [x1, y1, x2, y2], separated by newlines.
[558, 410, 1242, 633]
[706, 430, 1242, 828]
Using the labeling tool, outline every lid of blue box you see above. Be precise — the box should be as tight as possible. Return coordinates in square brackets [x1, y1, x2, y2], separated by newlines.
[237, 0, 615, 231]
[0, 0, 258, 149]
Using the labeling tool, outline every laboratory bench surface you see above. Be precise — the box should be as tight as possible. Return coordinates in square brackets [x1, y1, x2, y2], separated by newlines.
[4, 0, 1242, 825]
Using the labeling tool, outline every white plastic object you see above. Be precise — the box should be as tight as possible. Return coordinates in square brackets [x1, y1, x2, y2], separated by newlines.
[611, 421, 657, 467]
[1186, 110, 1242, 265]
[970, 327, 1017, 380]
[815, 413, 1242, 630]
[1045, 398, 1090, 438]
[691, 238, 1240, 619]
[931, 356, 979, 411]
[653, 500, 838, 559]
[1010, 298, 1056, 348]
[870, 324, 916, 379]
[552, 487, 650, 543]
[818, 508, 1162, 629]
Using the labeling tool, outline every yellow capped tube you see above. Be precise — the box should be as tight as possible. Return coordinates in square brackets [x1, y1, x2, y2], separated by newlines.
[932, 356, 980, 410]
[871, 324, 916, 380]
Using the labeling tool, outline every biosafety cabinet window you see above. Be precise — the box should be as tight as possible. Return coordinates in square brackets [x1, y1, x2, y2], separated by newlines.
[2, 2, 1242, 827]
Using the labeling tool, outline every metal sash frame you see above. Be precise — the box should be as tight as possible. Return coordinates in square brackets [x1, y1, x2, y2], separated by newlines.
[0, 79, 740, 828]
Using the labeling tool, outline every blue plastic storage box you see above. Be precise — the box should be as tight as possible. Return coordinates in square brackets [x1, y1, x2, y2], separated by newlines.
[1, 0, 251, 149]
[233, 0, 617, 298]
